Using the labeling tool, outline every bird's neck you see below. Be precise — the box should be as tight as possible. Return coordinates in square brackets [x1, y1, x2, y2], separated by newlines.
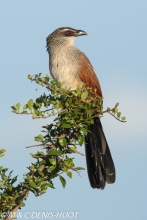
[46, 38, 76, 54]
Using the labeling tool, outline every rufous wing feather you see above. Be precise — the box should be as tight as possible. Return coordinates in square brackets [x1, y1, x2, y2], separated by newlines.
[78, 52, 102, 97]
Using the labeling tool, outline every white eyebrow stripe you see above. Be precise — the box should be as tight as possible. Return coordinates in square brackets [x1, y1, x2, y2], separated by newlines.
[60, 28, 76, 32]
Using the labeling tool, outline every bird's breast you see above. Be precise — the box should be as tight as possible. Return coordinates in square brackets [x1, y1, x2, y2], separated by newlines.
[49, 49, 82, 90]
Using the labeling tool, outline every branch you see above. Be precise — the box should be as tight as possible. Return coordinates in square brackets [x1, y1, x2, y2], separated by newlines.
[5, 189, 29, 220]
[5, 165, 45, 220]
[26, 144, 84, 156]
[6, 73, 126, 216]
[12, 108, 67, 119]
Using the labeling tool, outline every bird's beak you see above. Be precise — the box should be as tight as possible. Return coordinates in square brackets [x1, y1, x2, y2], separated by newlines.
[76, 30, 87, 36]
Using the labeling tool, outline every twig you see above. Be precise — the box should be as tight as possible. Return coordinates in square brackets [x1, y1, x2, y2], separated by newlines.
[70, 148, 85, 156]
[38, 108, 67, 119]
[26, 143, 56, 149]
[26, 144, 45, 148]
[108, 112, 126, 123]
[26, 143, 84, 156]
[100, 102, 126, 123]
[71, 167, 82, 177]
[12, 108, 67, 119]
[11, 111, 32, 115]
[102, 102, 119, 114]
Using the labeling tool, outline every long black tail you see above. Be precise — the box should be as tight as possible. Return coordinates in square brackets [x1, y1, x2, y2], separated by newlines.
[85, 117, 115, 189]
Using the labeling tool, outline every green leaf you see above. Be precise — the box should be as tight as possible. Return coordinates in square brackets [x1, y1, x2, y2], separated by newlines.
[48, 149, 63, 156]
[86, 109, 92, 118]
[113, 107, 118, 114]
[117, 112, 121, 118]
[0, 150, 6, 157]
[0, 149, 6, 154]
[41, 182, 54, 191]
[1, 174, 7, 181]
[39, 160, 46, 165]
[38, 169, 44, 177]
[29, 180, 36, 188]
[38, 134, 43, 140]
[11, 176, 17, 184]
[29, 165, 35, 171]
[54, 101, 60, 109]
[34, 109, 40, 116]
[0, 153, 4, 158]
[20, 202, 25, 207]
[27, 99, 34, 111]
[81, 91, 88, 101]
[65, 101, 69, 107]
[78, 135, 84, 146]
[23, 104, 27, 111]
[64, 158, 73, 167]
[16, 102, 21, 111]
[62, 166, 68, 172]
[59, 175, 66, 188]
[10, 106, 16, 111]
[48, 184, 55, 189]
[75, 167, 85, 170]
[66, 171, 72, 178]
[121, 117, 126, 121]
[2, 168, 8, 172]
[80, 127, 88, 135]
[35, 134, 43, 141]
[59, 137, 67, 147]
[49, 158, 56, 166]
[48, 166, 56, 171]
[61, 123, 72, 128]
[56, 122, 61, 127]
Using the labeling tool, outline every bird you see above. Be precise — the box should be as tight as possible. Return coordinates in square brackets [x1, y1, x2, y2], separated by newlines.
[46, 27, 115, 189]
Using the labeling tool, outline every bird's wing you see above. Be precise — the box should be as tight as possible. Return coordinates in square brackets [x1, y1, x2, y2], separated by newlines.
[77, 52, 102, 97]
[78, 52, 115, 189]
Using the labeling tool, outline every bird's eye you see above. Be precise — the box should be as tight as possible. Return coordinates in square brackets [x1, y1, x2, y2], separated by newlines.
[66, 30, 72, 36]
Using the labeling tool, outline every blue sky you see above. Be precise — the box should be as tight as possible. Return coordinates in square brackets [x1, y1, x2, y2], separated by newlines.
[0, 1, 147, 219]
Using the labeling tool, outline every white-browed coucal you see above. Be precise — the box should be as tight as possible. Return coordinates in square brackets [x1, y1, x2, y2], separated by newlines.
[46, 27, 115, 189]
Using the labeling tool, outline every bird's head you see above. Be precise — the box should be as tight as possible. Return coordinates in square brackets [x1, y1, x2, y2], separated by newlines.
[46, 27, 87, 51]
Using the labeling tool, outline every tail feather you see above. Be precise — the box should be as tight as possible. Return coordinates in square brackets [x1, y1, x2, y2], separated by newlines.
[85, 117, 115, 189]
